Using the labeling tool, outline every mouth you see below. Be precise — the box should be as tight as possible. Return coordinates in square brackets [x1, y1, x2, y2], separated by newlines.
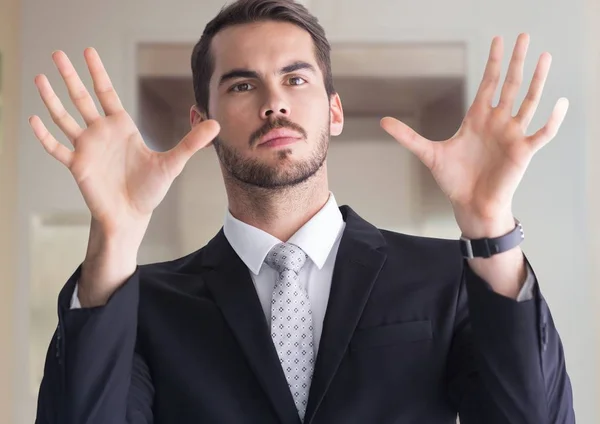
[258, 128, 303, 148]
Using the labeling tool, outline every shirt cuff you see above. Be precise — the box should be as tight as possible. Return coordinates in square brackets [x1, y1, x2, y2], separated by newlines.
[515, 263, 535, 302]
[71, 282, 82, 309]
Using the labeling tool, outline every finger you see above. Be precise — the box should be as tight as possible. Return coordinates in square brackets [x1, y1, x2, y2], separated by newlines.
[84, 47, 124, 116]
[380, 117, 435, 169]
[29, 115, 73, 167]
[34, 74, 84, 144]
[162, 120, 221, 177]
[515, 52, 552, 129]
[498, 33, 530, 111]
[52, 50, 101, 126]
[527, 97, 569, 151]
[472, 36, 504, 108]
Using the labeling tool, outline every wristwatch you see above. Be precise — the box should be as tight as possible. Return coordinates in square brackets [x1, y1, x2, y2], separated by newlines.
[459, 218, 524, 259]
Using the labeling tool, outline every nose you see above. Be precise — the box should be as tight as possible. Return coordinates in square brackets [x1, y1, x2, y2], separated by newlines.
[260, 92, 290, 120]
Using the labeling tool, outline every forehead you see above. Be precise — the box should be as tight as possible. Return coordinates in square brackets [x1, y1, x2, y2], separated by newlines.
[210, 21, 318, 75]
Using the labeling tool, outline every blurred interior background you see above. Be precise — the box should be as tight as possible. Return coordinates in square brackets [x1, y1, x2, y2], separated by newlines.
[1, 0, 599, 422]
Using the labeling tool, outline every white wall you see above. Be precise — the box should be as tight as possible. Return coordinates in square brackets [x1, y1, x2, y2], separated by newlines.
[0, 0, 20, 422]
[17, 1, 596, 424]
[584, 0, 600, 408]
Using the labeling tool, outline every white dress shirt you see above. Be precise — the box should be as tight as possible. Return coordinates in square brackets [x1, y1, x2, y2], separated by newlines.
[223, 193, 345, 354]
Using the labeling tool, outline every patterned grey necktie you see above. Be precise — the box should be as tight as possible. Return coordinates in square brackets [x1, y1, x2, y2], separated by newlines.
[264, 242, 314, 422]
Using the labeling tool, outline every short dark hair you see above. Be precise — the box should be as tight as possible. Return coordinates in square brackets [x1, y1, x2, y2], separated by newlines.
[191, 0, 335, 116]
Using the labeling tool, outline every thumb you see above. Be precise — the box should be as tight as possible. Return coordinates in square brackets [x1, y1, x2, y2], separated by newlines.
[163, 119, 220, 177]
[380, 117, 435, 169]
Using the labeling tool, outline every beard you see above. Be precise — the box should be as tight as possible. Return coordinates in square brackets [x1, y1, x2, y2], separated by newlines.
[213, 116, 330, 189]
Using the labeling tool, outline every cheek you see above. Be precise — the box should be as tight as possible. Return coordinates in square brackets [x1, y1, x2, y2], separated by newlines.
[306, 99, 331, 135]
[292, 90, 329, 127]
[214, 97, 258, 144]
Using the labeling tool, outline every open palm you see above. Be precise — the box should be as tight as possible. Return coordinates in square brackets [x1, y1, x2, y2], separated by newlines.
[30, 48, 220, 234]
[381, 34, 569, 221]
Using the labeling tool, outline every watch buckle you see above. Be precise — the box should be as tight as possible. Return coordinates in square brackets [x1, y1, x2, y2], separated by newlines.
[460, 237, 474, 259]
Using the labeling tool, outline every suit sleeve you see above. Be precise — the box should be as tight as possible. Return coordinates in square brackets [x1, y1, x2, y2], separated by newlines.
[35, 265, 154, 424]
[446, 258, 575, 424]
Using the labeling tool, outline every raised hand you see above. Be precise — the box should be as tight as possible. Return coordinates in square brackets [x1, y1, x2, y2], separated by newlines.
[30, 48, 220, 236]
[29, 48, 220, 306]
[380, 34, 568, 234]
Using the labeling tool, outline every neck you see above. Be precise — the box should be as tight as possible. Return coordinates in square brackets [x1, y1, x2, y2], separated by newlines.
[225, 166, 330, 241]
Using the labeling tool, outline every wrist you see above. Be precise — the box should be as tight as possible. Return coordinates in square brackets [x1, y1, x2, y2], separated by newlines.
[454, 207, 515, 239]
[454, 207, 527, 299]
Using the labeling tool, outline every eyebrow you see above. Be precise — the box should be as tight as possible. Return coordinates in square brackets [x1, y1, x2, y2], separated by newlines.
[218, 61, 317, 87]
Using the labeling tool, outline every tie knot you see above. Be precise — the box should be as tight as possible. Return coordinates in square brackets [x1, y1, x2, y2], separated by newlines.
[264, 243, 308, 275]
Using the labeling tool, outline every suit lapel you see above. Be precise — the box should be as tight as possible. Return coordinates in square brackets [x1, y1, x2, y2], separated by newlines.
[304, 206, 387, 424]
[203, 230, 301, 424]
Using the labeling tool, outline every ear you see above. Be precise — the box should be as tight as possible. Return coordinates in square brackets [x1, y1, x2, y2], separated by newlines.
[329, 93, 344, 136]
[190, 105, 215, 147]
[190, 105, 209, 127]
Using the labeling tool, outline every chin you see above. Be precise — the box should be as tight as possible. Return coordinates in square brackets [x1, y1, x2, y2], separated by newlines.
[216, 135, 327, 189]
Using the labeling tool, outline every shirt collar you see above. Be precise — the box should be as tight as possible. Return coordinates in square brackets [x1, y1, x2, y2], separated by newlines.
[223, 193, 345, 275]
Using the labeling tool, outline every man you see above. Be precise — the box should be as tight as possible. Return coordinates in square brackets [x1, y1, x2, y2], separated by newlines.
[31, 0, 575, 422]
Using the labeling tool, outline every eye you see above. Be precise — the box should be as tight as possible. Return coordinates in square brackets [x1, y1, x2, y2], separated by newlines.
[230, 82, 255, 92]
[288, 76, 307, 86]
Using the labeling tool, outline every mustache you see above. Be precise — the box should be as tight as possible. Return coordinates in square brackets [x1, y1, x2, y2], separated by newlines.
[249, 117, 308, 147]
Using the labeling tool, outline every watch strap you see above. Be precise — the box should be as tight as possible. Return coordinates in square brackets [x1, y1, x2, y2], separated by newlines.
[460, 219, 524, 259]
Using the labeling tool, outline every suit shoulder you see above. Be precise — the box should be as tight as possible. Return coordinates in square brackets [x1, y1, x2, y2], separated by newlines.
[380, 228, 461, 255]
[136, 246, 210, 292]
[379, 228, 464, 277]
[138, 246, 207, 273]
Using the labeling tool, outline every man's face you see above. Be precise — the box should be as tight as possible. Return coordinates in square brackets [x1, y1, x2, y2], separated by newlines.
[196, 21, 343, 188]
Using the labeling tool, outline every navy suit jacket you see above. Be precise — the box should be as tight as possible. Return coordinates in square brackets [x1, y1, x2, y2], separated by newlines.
[35, 205, 575, 423]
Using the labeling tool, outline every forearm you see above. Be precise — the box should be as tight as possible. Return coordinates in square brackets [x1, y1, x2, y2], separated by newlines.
[456, 210, 527, 299]
[467, 246, 527, 299]
[79, 217, 148, 307]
